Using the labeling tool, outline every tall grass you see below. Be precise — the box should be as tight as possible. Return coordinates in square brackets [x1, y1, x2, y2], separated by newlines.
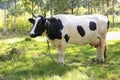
[0, 12, 31, 35]
[7, 14, 30, 31]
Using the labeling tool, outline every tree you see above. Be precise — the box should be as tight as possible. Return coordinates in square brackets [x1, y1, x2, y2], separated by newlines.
[36, 0, 48, 16]
[50, 0, 53, 17]
[20, 0, 46, 15]
[69, 0, 80, 14]
[20, 0, 35, 14]
[112, 0, 115, 27]
[70, 0, 74, 14]
[87, 0, 90, 14]
[90, 0, 93, 14]
[3, 0, 7, 34]
[13, 0, 16, 32]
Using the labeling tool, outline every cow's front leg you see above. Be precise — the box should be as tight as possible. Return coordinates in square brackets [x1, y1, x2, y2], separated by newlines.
[57, 47, 66, 65]
[50, 39, 67, 65]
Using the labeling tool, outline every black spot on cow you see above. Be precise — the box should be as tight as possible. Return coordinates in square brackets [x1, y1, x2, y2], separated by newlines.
[89, 21, 96, 31]
[77, 26, 85, 37]
[64, 34, 70, 42]
[46, 18, 63, 40]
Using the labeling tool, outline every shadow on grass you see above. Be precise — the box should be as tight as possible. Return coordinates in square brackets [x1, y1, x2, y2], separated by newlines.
[0, 31, 29, 40]
[1, 55, 74, 80]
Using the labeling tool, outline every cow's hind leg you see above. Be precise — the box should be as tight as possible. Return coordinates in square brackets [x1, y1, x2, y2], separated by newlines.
[90, 37, 107, 63]
[101, 39, 107, 63]
[93, 46, 101, 63]
[90, 37, 101, 63]
[94, 41, 107, 63]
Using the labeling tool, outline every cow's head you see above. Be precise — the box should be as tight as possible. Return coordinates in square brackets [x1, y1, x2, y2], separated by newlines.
[28, 14, 46, 38]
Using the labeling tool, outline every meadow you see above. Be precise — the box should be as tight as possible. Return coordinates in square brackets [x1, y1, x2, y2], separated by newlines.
[0, 34, 120, 80]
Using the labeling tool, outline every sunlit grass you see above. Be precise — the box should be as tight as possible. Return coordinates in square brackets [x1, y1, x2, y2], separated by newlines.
[0, 36, 120, 80]
[0, 37, 23, 44]
[109, 27, 120, 32]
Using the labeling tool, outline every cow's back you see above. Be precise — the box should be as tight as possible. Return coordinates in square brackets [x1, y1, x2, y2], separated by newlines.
[54, 14, 98, 45]
[83, 14, 109, 36]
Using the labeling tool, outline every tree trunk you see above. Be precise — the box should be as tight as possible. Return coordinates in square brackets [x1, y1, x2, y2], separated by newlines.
[101, 0, 103, 14]
[38, 1, 40, 14]
[112, 0, 115, 27]
[88, 0, 90, 14]
[71, 0, 74, 14]
[50, 0, 53, 17]
[106, 0, 109, 17]
[3, 0, 7, 34]
[32, 0, 34, 17]
[91, 0, 93, 14]
[13, 0, 16, 32]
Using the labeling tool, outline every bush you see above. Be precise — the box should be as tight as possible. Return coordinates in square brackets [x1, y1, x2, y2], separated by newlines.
[0, 13, 32, 35]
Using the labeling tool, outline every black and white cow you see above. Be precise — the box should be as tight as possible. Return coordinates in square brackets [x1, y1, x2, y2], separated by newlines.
[28, 14, 109, 64]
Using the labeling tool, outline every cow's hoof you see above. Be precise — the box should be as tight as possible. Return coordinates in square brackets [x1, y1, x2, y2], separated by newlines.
[92, 58, 96, 62]
[100, 59, 105, 63]
[58, 62, 64, 66]
[92, 58, 99, 62]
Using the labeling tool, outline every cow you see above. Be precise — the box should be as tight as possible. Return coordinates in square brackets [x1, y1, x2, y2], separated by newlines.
[28, 14, 109, 65]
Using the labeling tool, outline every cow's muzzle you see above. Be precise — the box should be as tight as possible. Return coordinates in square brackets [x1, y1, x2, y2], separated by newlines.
[29, 34, 37, 38]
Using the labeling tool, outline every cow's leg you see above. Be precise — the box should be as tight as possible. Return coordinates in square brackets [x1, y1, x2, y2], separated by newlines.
[50, 40, 67, 65]
[57, 47, 66, 65]
[101, 39, 107, 63]
[94, 46, 101, 63]
[56, 41, 67, 65]
[92, 36, 107, 63]
[90, 37, 101, 62]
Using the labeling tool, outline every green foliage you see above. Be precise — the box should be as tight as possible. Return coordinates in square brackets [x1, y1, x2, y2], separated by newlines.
[0, 10, 4, 31]
[0, 35, 120, 80]
[8, 1, 24, 16]
[108, 15, 120, 32]
[0, 0, 120, 33]
[4, 13, 31, 34]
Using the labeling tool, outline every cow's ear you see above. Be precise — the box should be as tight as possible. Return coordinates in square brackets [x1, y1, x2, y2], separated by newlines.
[28, 18, 35, 24]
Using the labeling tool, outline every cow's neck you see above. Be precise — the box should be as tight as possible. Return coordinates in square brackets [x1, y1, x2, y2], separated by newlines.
[44, 19, 63, 40]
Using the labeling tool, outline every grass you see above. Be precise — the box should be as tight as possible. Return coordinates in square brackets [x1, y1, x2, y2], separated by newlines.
[0, 35, 120, 80]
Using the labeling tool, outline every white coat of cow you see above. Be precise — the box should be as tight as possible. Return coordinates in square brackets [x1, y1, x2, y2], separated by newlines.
[28, 14, 109, 64]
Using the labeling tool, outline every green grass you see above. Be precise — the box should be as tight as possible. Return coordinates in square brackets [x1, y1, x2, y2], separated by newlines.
[0, 36, 120, 80]
[109, 27, 120, 32]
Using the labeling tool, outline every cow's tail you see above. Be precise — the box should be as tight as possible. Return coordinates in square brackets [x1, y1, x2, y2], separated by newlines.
[104, 20, 109, 59]
[107, 20, 110, 32]
[104, 41, 107, 58]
